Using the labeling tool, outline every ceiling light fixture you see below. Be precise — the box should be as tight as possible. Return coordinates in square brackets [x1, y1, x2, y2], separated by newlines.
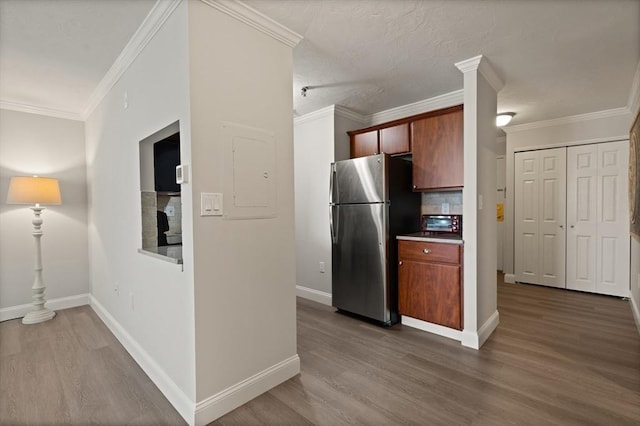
[496, 112, 515, 127]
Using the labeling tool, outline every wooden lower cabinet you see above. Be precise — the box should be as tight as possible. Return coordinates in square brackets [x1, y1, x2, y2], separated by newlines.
[398, 240, 462, 330]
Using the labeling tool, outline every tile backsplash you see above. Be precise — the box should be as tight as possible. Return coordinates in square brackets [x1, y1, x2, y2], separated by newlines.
[421, 190, 463, 215]
[157, 194, 182, 236]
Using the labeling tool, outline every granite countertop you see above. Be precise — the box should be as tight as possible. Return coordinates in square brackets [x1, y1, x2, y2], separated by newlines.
[397, 232, 464, 245]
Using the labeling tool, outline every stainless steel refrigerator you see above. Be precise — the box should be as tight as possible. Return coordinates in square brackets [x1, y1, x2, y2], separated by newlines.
[330, 153, 420, 325]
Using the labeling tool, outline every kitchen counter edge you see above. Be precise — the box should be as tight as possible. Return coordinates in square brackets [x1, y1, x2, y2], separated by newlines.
[396, 234, 464, 245]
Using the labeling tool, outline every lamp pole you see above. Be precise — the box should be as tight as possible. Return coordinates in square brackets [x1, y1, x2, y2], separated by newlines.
[22, 205, 55, 324]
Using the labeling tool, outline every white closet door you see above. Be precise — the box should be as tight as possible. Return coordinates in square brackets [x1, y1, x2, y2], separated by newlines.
[567, 145, 598, 292]
[597, 140, 629, 297]
[515, 148, 566, 287]
[538, 148, 567, 288]
[515, 151, 541, 284]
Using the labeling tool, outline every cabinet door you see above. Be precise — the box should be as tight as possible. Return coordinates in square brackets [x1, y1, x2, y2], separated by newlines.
[411, 109, 463, 190]
[398, 260, 461, 330]
[380, 123, 410, 155]
[350, 130, 379, 158]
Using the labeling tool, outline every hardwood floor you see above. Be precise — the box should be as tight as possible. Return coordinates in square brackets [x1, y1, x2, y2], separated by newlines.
[1, 276, 638, 425]
[0, 305, 186, 426]
[214, 276, 640, 425]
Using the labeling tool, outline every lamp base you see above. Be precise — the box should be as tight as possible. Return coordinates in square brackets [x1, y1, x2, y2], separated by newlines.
[22, 308, 56, 324]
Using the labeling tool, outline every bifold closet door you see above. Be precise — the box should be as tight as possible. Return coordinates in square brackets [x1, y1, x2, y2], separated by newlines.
[566, 145, 597, 292]
[515, 148, 566, 288]
[567, 141, 629, 297]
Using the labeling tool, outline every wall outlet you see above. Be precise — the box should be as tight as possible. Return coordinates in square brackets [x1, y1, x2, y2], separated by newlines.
[319, 261, 325, 273]
[165, 205, 175, 217]
[441, 203, 450, 214]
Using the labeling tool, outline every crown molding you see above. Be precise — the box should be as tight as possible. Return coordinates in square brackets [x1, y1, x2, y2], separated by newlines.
[368, 89, 464, 126]
[334, 105, 368, 124]
[628, 60, 640, 119]
[504, 107, 631, 134]
[455, 55, 482, 73]
[82, 0, 182, 119]
[201, 0, 302, 48]
[293, 105, 336, 126]
[294, 105, 368, 126]
[454, 55, 504, 92]
[0, 100, 83, 121]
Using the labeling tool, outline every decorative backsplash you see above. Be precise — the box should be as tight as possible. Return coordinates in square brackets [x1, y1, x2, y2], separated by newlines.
[141, 191, 158, 249]
[157, 194, 182, 236]
[421, 190, 463, 215]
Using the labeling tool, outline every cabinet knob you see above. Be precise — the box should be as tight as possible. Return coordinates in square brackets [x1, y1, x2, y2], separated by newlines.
[398, 261, 403, 265]
[413, 185, 417, 189]
[423, 249, 431, 254]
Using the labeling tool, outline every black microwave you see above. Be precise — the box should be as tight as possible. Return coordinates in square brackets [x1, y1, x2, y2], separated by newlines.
[421, 214, 462, 235]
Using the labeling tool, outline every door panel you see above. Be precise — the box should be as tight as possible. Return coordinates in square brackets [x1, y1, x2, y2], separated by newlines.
[596, 141, 629, 296]
[515, 151, 540, 283]
[332, 203, 388, 322]
[567, 145, 597, 291]
[515, 148, 566, 287]
[539, 148, 566, 288]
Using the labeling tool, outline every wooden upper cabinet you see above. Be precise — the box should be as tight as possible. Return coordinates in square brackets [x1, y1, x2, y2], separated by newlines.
[350, 129, 379, 158]
[380, 123, 410, 155]
[411, 107, 463, 190]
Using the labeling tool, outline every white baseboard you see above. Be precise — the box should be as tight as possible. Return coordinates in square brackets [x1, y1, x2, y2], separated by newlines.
[504, 274, 516, 284]
[296, 285, 332, 306]
[89, 296, 195, 425]
[630, 291, 640, 335]
[401, 315, 462, 342]
[194, 354, 300, 426]
[0, 293, 89, 322]
[461, 310, 500, 350]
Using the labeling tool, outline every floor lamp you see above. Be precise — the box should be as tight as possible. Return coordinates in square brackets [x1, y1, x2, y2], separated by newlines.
[6, 176, 62, 324]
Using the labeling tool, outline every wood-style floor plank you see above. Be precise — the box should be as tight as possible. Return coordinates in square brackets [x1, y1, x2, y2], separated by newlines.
[1, 276, 638, 425]
[0, 305, 186, 426]
[214, 275, 640, 425]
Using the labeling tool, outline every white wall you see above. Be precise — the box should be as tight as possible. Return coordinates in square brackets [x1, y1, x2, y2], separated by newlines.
[84, 1, 196, 419]
[293, 109, 335, 298]
[186, 1, 300, 420]
[503, 109, 633, 281]
[292, 106, 361, 301]
[0, 109, 88, 315]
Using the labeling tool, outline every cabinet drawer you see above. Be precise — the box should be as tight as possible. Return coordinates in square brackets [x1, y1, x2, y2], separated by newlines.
[398, 240, 460, 264]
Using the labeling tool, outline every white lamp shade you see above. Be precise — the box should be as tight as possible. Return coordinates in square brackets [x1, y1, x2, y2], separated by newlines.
[6, 176, 62, 205]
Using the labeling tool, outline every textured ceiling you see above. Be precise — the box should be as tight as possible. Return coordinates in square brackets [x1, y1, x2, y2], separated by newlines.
[245, 0, 640, 124]
[0, 0, 155, 115]
[0, 0, 638, 126]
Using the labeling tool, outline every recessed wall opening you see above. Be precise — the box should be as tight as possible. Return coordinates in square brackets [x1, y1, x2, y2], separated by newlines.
[138, 121, 183, 264]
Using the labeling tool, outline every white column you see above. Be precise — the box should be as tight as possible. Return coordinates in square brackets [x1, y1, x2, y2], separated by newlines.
[454, 55, 503, 349]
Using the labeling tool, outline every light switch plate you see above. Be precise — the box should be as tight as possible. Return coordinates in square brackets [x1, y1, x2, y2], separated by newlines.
[201, 192, 223, 216]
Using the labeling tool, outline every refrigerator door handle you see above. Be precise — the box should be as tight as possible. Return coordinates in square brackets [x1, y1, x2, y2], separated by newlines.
[329, 162, 337, 205]
[330, 205, 338, 244]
